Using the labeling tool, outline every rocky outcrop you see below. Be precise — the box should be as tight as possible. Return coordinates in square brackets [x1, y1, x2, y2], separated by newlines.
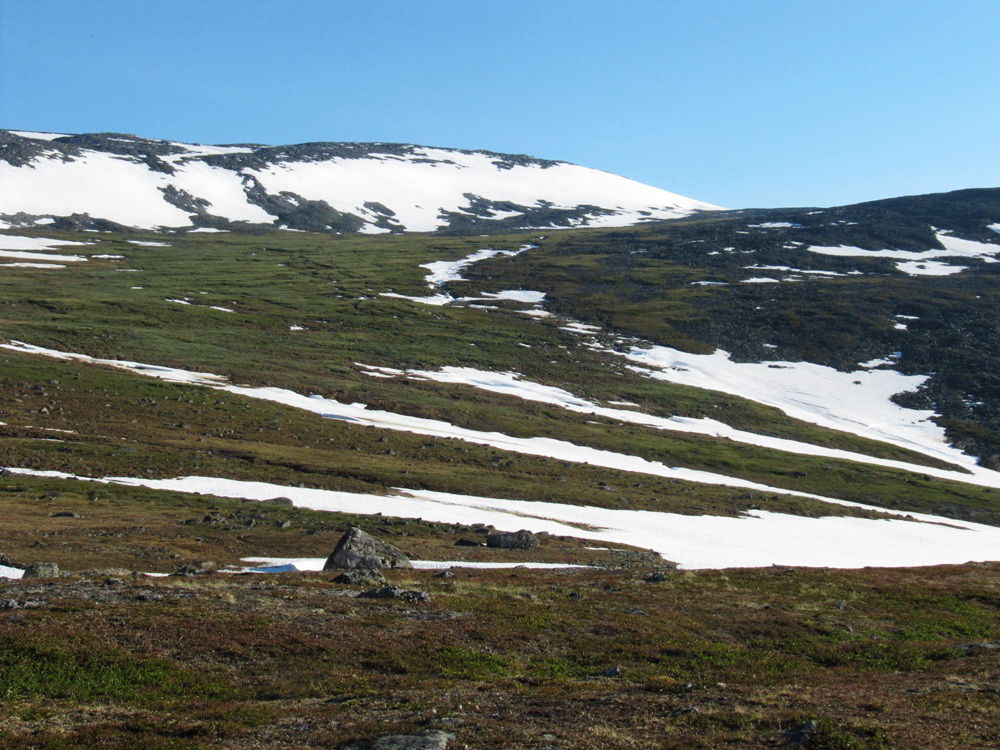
[485, 529, 540, 550]
[323, 527, 412, 571]
[22, 563, 60, 579]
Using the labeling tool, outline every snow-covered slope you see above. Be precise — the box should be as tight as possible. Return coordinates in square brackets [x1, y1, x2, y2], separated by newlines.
[0, 130, 720, 233]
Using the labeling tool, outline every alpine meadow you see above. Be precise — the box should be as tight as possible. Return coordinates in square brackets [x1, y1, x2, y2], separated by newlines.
[1, 129, 999, 749]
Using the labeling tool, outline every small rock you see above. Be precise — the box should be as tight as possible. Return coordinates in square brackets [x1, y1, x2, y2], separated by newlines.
[81, 568, 132, 578]
[359, 586, 431, 603]
[49, 511, 81, 518]
[599, 665, 623, 678]
[783, 719, 818, 745]
[264, 496, 294, 506]
[433, 570, 454, 579]
[454, 538, 483, 547]
[956, 641, 1000, 653]
[332, 568, 386, 586]
[344, 729, 454, 750]
[172, 560, 218, 576]
[324, 526, 412, 571]
[671, 706, 699, 717]
[22, 563, 60, 579]
[485, 529, 540, 550]
[645, 570, 671, 583]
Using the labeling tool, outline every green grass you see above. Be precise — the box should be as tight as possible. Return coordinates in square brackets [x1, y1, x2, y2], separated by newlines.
[1, 228, 998, 527]
[0, 634, 232, 704]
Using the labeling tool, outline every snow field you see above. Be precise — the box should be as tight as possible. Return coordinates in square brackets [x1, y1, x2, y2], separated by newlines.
[2, 135, 720, 232]
[353, 364, 1000, 485]
[805, 231, 999, 276]
[5, 470, 1000, 571]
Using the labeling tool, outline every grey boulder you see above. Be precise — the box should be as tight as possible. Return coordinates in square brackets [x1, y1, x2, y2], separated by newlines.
[323, 526, 412, 570]
[22, 563, 60, 579]
[485, 529, 540, 550]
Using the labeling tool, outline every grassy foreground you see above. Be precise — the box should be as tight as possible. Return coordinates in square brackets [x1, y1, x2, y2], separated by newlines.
[0, 478, 998, 748]
[2, 563, 999, 747]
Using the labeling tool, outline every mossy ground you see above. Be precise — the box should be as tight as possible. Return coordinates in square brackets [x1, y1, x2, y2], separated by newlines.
[1, 550, 998, 748]
[1, 228, 998, 525]
[2, 223, 1000, 747]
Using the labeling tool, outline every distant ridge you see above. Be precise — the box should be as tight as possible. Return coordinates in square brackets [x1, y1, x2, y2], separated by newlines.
[0, 130, 720, 234]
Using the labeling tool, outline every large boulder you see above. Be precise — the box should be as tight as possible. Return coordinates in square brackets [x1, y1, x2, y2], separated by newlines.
[22, 563, 60, 579]
[323, 527, 412, 571]
[485, 529, 540, 550]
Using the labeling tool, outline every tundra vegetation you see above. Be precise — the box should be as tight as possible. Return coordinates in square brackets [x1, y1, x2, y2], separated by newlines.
[2, 207, 1000, 747]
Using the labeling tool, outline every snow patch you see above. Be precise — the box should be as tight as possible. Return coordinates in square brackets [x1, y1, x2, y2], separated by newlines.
[620, 345, 989, 476]
[9, 470, 1000, 570]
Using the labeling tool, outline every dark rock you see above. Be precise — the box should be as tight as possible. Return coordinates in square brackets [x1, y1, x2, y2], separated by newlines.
[359, 586, 431, 603]
[323, 526, 412, 571]
[956, 641, 1000, 653]
[22, 563, 60, 579]
[343, 729, 454, 750]
[433, 570, 454, 579]
[783, 719, 818, 745]
[485, 529, 540, 550]
[454, 538, 483, 547]
[172, 560, 218, 576]
[333, 568, 386, 586]
[671, 706, 700, 718]
[49, 511, 81, 518]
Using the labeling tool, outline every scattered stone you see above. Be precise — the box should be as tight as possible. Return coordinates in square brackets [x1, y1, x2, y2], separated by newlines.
[454, 538, 483, 547]
[671, 706, 700, 718]
[172, 560, 218, 576]
[359, 586, 431, 603]
[81, 568, 133, 578]
[324, 526, 412, 570]
[344, 730, 454, 750]
[485, 529, 540, 550]
[956, 641, 1000, 653]
[783, 719, 818, 746]
[22, 563, 60, 579]
[333, 569, 386, 586]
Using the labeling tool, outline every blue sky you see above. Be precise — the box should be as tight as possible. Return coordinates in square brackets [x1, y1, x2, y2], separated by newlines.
[1, 0, 998, 208]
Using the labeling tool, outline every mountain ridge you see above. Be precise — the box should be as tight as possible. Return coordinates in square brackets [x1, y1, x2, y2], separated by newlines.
[0, 129, 720, 234]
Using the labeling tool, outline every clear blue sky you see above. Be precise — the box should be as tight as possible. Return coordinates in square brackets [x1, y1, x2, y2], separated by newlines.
[2, 0, 998, 209]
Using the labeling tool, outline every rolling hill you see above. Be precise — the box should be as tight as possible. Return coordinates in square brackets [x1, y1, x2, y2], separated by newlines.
[1, 135, 999, 748]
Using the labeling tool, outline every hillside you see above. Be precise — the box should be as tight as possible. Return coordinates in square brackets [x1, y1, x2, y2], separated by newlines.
[0, 130, 719, 234]
[2, 171, 1000, 746]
